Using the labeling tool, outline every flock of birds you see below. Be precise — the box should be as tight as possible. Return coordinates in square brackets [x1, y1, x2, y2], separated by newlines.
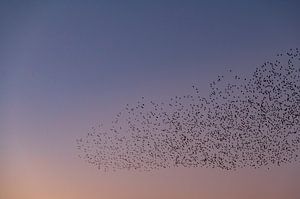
[77, 49, 300, 172]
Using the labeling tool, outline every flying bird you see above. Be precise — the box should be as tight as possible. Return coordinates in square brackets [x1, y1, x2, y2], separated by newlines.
[77, 48, 300, 172]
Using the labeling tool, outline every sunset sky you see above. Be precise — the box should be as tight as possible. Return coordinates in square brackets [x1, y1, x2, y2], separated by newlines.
[1, 1, 300, 199]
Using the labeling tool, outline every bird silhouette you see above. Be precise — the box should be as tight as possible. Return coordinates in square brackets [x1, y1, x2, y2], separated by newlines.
[77, 48, 300, 172]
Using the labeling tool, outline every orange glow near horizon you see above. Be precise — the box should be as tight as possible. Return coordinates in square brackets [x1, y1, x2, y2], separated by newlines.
[2, 143, 300, 199]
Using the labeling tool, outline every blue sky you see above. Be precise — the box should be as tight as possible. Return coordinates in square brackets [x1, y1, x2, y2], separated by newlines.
[1, 1, 300, 198]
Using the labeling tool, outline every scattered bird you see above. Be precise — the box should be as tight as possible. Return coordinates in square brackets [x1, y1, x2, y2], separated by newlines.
[77, 48, 300, 172]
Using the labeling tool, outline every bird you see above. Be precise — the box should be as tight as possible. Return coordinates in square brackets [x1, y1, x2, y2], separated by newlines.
[77, 48, 300, 172]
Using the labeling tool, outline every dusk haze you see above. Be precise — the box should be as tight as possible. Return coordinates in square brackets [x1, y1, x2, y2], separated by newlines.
[1, 1, 300, 199]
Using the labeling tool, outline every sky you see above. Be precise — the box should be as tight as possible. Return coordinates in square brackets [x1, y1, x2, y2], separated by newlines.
[1, 0, 300, 199]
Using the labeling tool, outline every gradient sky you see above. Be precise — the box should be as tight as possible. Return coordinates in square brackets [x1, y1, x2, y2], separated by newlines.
[1, 1, 300, 199]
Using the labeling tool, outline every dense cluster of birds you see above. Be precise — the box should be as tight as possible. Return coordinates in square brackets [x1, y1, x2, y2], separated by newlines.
[77, 49, 300, 172]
